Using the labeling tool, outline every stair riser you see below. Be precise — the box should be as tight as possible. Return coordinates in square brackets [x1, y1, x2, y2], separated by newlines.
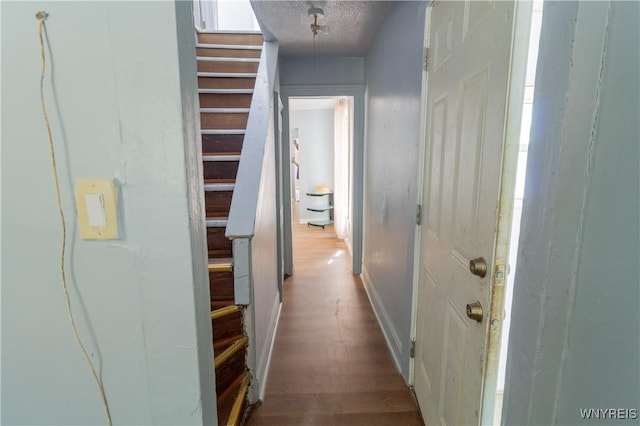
[198, 77, 256, 90]
[201, 113, 248, 130]
[199, 93, 253, 109]
[215, 351, 246, 403]
[204, 161, 239, 181]
[212, 310, 242, 343]
[208, 227, 232, 258]
[205, 190, 233, 217]
[209, 270, 234, 302]
[198, 33, 263, 46]
[196, 47, 261, 58]
[197, 61, 259, 74]
[202, 134, 244, 154]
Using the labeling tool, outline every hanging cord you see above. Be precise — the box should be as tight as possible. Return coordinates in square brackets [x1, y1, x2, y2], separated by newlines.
[36, 11, 112, 426]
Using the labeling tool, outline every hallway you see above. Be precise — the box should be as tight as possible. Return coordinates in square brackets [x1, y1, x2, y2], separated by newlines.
[246, 222, 423, 425]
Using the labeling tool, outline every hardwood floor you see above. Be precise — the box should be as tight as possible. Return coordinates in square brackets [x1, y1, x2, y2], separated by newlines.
[246, 218, 423, 425]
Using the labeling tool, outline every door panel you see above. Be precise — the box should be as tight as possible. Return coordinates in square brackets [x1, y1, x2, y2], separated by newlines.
[414, 0, 523, 424]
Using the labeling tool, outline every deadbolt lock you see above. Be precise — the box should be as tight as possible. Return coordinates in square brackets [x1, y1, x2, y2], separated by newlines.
[469, 257, 487, 278]
[466, 301, 484, 322]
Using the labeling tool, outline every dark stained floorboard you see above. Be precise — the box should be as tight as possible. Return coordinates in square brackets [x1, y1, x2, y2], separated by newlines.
[246, 221, 423, 425]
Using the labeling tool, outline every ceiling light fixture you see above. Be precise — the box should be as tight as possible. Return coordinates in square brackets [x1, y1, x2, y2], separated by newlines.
[308, 7, 328, 39]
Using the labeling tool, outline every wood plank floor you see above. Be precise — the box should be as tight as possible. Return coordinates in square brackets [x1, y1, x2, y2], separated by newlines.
[246, 219, 423, 425]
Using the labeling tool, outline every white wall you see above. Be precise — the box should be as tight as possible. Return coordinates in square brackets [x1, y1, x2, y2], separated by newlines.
[1, 2, 215, 424]
[289, 108, 335, 223]
[362, 1, 426, 381]
[216, 0, 260, 31]
[249, 111, 280, 400]
[504, 1, 639, 423]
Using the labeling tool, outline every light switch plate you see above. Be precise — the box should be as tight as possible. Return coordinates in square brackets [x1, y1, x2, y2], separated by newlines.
[74, 179, 118, 240]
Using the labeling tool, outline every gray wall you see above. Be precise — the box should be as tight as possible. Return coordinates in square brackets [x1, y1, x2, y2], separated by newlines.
[280, 56, 365, 86]
[504, 1, 640, 424]
[289, 108, 335, 222]
[1, 2, 215, 424]
[362, 1, 426, 380]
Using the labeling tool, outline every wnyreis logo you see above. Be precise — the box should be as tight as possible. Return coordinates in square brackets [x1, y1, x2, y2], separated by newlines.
[579, 408, 638, 420]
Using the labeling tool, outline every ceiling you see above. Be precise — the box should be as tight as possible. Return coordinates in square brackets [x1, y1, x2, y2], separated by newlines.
[250, 1, 394, 56]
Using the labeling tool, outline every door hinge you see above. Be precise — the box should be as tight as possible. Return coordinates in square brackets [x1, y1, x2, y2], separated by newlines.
[416, 204, 422, 225]
[410, 339, 416, 358]
[423, 47, 430, 72]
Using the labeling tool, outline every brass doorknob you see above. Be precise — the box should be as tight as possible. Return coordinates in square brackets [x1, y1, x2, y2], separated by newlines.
[466, 301, 483, 322]
[469, 257, 487, 278]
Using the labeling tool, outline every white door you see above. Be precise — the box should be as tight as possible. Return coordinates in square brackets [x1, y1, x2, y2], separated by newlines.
[414, 1, 529, 424]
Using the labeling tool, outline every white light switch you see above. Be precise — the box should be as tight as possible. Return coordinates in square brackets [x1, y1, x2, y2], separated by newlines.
[84, 193, 107, 227]
[74, 179, 118, 240]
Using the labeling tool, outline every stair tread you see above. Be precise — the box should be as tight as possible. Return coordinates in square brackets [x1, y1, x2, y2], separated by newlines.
[204, 182, 235, 191]
[201, 129, 246, 135]
[200, 108, 250, 113]
[213, 335, 245, 351]
[207, 219, 229, 228]
[210, 257, 233, 265]
[197, 56, 260, 63]
[216, 372, 249, 426]
[198, 72, 257, 78]
[211, 300, 235, 310]
[203, 151, 241, 157]
[196, 43, 262, 50]
[204, 177, 236, 183]
[199, 89, 254, 94]
[206, 216, 229, 222]
[203, 155, 240, 164]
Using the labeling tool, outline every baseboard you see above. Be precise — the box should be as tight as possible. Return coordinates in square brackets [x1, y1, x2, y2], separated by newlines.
[344, 237, 353, 257]
[256, 293, 282, 401]
[360, 267, 404, 375]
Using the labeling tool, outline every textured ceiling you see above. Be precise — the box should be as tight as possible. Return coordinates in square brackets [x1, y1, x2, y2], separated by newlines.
[250, 1, 393, 56]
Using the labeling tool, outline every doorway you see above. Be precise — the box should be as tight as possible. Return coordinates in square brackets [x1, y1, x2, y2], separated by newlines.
[412, 1, 542, 424]
[288, 96, 354, 253]
[494, 1, 544, 423]
[280, 85, 365, 276]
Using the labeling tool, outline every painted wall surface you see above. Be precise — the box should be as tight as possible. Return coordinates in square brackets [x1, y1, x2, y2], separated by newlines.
[289, 108, 335, 222]
[362, 1, 426, 380]
[1, 2, 215, 424]
[216, 0, 260, 31]
[249, 109, 281, 400]
[280, 56, 365, 86]
[504, 2, 640, 424]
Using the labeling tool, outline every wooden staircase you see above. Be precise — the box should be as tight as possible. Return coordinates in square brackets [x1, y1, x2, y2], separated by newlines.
[198, 31, 263, 426]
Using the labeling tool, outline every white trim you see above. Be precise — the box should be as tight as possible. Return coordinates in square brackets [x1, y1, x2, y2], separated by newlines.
[481, 2, 533, 424]
[202, 155, 241, 162]
[360, 267, 404, 375]
[201, 129, 245, 135]
[197, 72, 257, 78]
[200, 108, 250, 114]
[197, 30, 262, 35]
[196, 43, 262, 50]
[409, 1, 433, 388]
[197, 56, 260, 63]
[204, 183, 235, 192]
[344, 236, 353, 257]
[199, 88, 254, 94]
[257, 299, 282, 401]
[206, 219, 228, 227]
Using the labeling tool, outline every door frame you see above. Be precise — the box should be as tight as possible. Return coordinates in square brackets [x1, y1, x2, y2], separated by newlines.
[279, 85, 365, 275]
[409, 2, 533, 424]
